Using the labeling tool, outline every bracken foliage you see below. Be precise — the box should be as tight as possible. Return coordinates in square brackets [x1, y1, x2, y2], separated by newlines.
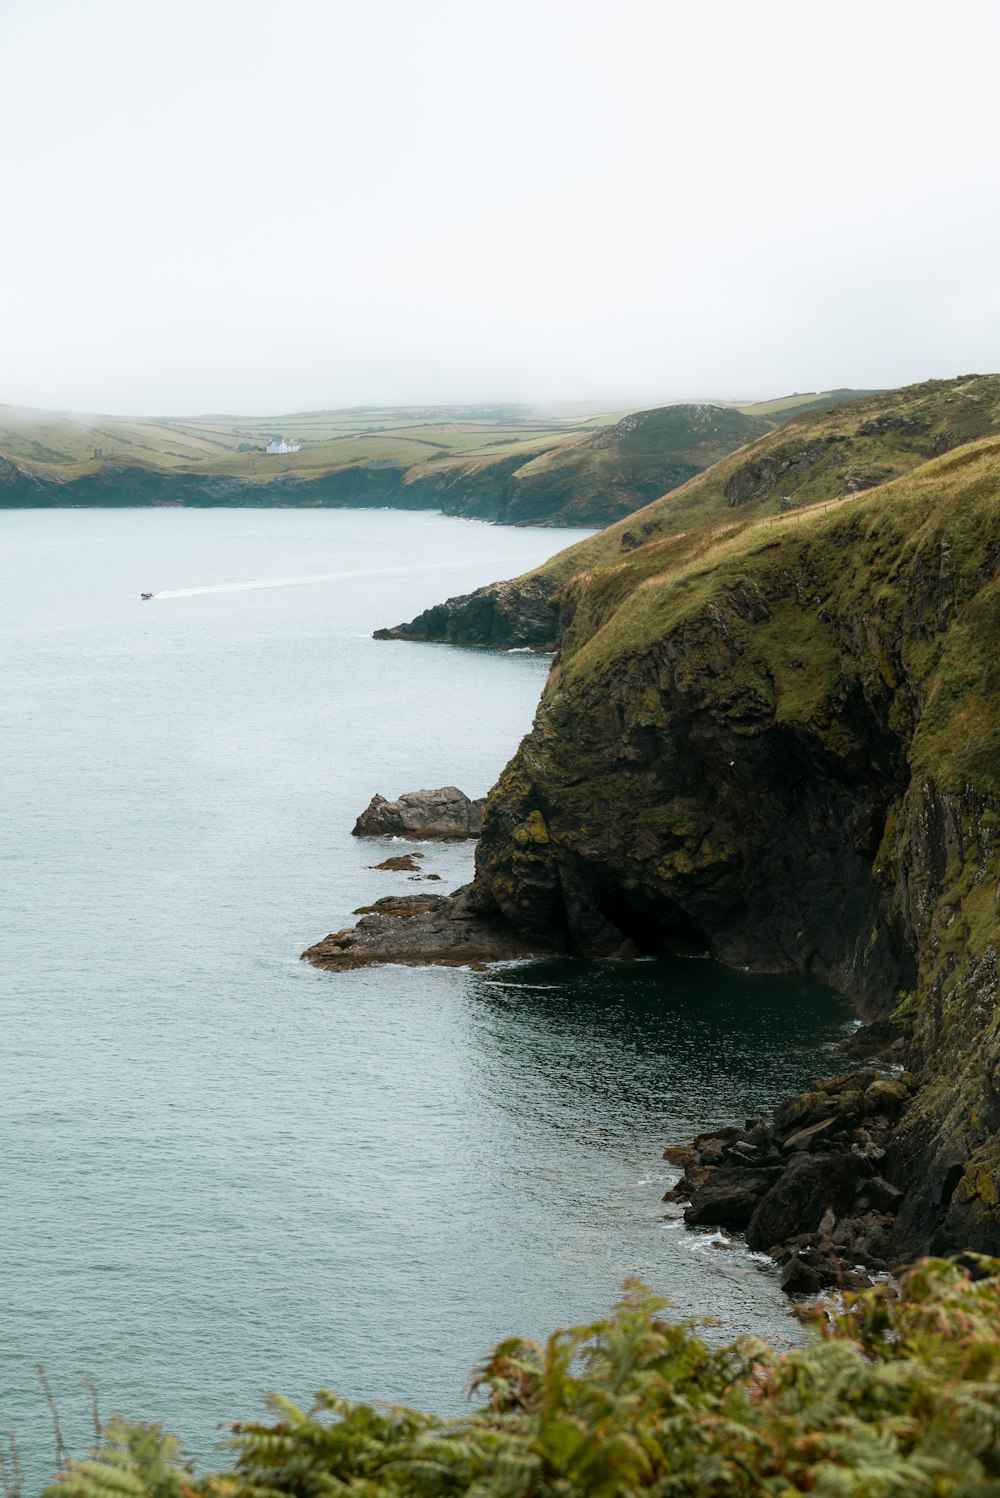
[43, 1259, 1000, 1498]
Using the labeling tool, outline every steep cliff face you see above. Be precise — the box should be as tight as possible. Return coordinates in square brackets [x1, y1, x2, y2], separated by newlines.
[469, 439, 1000, 1256]
[378, 375, 1000, 649]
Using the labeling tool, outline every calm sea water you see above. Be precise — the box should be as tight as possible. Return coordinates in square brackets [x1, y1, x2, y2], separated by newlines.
[1, 509, 852, 1489]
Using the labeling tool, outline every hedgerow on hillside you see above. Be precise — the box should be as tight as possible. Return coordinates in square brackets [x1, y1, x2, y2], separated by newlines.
[44, 1257, 1000, 1498]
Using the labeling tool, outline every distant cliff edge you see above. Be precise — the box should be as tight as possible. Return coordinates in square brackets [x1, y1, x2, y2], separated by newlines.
[0, 403, 772, 528]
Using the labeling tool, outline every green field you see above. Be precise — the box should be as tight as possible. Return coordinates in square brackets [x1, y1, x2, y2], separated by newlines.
[0, 403, 616, 482]
[0, 392, 878, 485]
[735, 387, 881, 418]
[0, 390, 888, 525]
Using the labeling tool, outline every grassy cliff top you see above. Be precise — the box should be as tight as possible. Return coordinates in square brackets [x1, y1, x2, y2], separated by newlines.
[503, 403, 769, 483]
[735, 386, 883, 417]
[514, 373, 1000, 595]
[557, 430, 1000, 749]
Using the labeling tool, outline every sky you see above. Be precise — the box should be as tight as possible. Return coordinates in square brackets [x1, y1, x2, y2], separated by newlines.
[3, 0, 999, 416]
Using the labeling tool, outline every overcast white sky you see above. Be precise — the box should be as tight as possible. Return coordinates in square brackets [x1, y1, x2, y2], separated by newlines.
[3, 0, 999, 415]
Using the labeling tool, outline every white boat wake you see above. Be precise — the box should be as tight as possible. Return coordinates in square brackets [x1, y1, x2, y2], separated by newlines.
[149, 556, 527, 599]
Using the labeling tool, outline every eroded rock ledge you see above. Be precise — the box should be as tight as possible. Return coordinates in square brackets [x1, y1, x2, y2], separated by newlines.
[301, 885, 558, 971]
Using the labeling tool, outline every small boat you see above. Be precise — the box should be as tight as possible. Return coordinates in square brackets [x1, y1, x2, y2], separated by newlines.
[140, 592, 154, 600]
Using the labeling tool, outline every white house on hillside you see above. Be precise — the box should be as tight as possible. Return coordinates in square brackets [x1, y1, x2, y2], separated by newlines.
[265, 437, 301, 454]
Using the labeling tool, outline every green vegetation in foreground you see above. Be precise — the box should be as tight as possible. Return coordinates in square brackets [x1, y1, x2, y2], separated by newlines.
[43, 1260, 1000, 1498]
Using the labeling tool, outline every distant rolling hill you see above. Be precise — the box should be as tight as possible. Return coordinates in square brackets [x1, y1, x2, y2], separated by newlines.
[0, 394, 871, 526]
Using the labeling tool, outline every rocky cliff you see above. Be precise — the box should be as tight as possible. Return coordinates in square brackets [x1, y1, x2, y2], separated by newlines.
[377, 375, 1000, 649]
[374, 575, 562, 650]
[460, 435, 1000, 1261]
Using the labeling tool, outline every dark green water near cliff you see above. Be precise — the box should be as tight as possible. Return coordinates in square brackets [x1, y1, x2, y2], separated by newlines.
[1, 509, 851, 1490]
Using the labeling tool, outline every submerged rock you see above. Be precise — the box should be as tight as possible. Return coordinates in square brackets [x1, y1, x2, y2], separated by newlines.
[352, 787, 486, 840]
[351, 894, 442, 918]
[369, 853, 424, 872]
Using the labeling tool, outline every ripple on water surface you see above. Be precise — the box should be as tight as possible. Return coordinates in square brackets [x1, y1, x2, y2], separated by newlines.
[0, 509, 852, 1487]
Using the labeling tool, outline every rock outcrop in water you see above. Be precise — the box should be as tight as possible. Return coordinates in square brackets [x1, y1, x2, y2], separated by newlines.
[369, 853, 424, 871]
[302, 885, 557, 970]
[352, 787, 485, 840]
[374, 576, 560, 651]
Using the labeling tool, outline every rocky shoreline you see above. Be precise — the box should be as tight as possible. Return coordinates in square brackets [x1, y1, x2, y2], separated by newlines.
[305, 856, 916, 1297]
[663, 1050, 916, 1296]
[305, 787, 556, 970]
[303, 850, 922, 1294]
[302, 802, 952, 1296]
[304, 784, 931, 1293]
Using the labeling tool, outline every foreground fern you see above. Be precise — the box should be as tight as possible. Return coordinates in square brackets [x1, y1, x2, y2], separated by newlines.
[44, 1259, 1000, 1498]
[42, 1420, 191, 1498]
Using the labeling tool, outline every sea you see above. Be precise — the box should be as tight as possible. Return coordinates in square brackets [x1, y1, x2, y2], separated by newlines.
[1, 507, 853, 1489]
